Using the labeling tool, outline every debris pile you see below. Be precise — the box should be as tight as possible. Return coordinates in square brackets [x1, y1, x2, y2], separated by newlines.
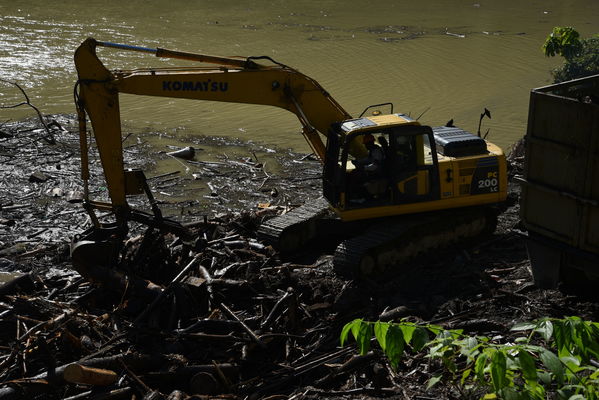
[2, 116, 599, 399]
[3, 206, 598, 400]
[0, 211, 354, 399]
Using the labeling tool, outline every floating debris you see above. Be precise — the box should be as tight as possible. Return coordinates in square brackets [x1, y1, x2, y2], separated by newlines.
[166, 146, 196, 160]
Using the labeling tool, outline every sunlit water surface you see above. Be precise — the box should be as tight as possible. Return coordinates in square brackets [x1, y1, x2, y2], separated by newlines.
[1, 0, 598, 152]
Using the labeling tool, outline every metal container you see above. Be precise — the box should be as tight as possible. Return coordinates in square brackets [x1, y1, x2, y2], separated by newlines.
[520, 74, 599, 287]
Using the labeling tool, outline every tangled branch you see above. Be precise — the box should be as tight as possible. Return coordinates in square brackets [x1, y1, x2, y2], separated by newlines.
[0, 79, 56, 144]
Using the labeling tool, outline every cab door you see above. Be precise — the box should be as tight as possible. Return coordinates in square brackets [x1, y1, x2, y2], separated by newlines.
[387, 126, 440, 203]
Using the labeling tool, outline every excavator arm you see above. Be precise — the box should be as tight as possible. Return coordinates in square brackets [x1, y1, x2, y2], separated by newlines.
[74, 38, 352, 218]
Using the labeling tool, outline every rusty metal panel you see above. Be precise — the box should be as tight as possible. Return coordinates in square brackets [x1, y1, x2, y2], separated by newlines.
[527, 91, 595, 148]
[526, 138, 586, 196]
[522, 74, 599, 271]
[580, 88, 599, 254]
[521, 184, 578, 246]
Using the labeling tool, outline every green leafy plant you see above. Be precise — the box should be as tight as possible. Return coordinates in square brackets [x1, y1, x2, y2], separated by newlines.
[542, 27, 582, 60]
[340, 317, 599, 399]
[542, 26, 599, 83]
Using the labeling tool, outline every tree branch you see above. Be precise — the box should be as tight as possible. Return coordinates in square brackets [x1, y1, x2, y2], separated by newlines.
[0, 79, 56, 144]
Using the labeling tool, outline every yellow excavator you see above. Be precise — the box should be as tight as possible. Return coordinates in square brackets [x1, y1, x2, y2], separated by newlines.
[71, 38, 507, 276]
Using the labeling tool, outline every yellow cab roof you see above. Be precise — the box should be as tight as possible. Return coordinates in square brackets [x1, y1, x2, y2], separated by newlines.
[340, 113, 420, 133]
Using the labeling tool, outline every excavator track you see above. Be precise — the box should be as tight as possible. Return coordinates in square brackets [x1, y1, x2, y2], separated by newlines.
[258, 197, 331, 254]
[333, 207, 497, 277]
[259, 198, 498, 277]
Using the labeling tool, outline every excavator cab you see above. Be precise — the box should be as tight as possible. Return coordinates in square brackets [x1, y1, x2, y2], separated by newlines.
[323, 115, 440, 214]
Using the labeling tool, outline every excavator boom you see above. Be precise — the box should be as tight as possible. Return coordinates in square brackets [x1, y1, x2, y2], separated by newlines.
[75, 38, 351, 216]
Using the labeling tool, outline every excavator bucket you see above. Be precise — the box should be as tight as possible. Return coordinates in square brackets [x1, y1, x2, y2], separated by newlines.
[70, 223, 125, 281]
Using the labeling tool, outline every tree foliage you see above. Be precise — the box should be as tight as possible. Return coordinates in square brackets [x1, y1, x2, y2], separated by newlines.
[542, 27, 582, 60]
[542, 26, 599, 83]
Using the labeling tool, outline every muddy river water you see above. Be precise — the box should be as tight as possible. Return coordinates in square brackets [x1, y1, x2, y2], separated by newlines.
[1, 0, 598, 152]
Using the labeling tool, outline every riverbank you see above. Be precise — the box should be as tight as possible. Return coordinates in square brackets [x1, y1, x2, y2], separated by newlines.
[0, 116, 598, 399]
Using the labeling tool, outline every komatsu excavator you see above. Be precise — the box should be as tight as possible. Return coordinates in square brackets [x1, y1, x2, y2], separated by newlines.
[72, 38, 507, 276]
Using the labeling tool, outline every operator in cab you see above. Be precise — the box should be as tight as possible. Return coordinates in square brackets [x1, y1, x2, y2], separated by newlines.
[348, 134, 387, 203]
[352, 134, 385, 174]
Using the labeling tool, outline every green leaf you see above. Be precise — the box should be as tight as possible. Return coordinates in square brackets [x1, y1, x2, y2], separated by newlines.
[448, 329, 463, 339]
[540, 348, 564, 384]
[506, 354, 519, 371]
[350, 318, 363, 341]
[553, 322, 571, 358]
[437, 330, 454, 341]
[475, 352, 489, 382]
[571, 326, 590, 361]
[427, 324, 444, 335]
[399, 324, 416, 346]
[490, 350, 507, 391]
[459, 337, 479, 359]
[385, 324, 405, 370]
[443, 353, 458, 374]
[426, 374, 442, 390]
[511, 322, 537, 331]
[356, 321, 372, 355]
[535, 320, 554, 342]
[411, 327, 429, 352]
[340, 319, 361, 347]
[374, 321, 390, 351]
[559, 355, 581, 371]
[524, 344, 547, 353]
[460, 368, 472, 385]
[499, 386, 523, 400]
[579, 323, 599, 360]
[538, 371, 552, 385]
[557, 386, 585, 400]
[427, 342, 444, 358]
[518, 350, 537, 382]
[526, 382, 546, 400]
